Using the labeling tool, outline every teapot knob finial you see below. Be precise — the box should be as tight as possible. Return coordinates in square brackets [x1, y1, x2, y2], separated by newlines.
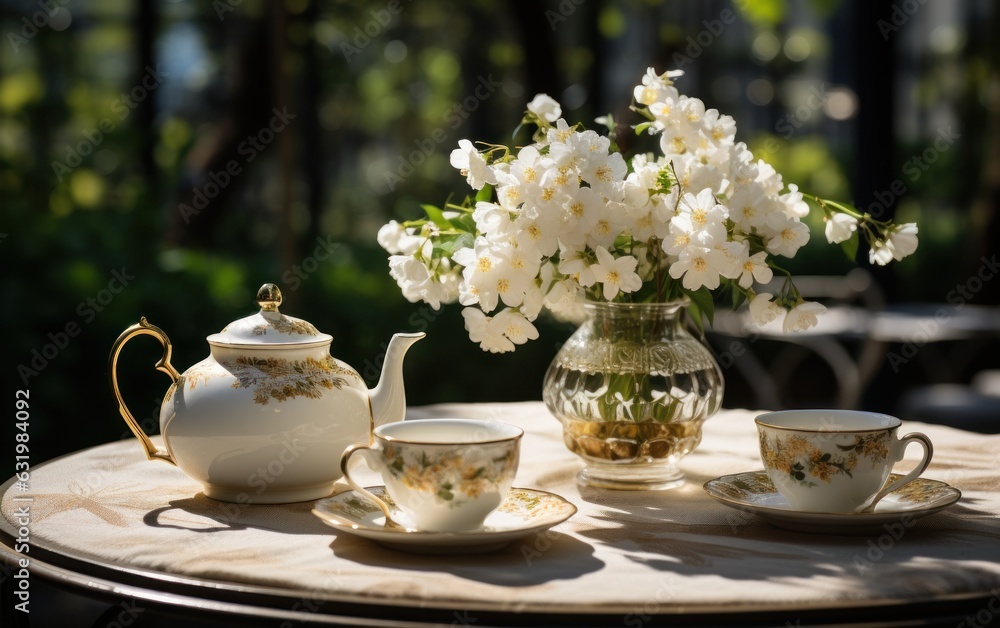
[257, 283, 283, 312]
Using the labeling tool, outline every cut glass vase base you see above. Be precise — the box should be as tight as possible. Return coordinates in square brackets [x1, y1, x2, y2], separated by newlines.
[577, 461, 685, 490]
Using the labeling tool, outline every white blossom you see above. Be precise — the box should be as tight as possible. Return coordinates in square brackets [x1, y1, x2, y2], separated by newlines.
[462, 308, 514, 353]
[672, 189, 728, 248]
[668, 246, 728, 291]
[738, 251, 773, 289]
[388, 256, 451, 310]
[749, 293, 784, 326]
[590, 246, 643, 300]
[527, 93, 562, 123]
[764, 212, 810, 258]
[780, 183, 810, 218]
[825, 213, 858, 244]
[379, 68, 919, 353]
[727, 183, 771, 234]
[885, 223, 918, 261]
[449, 139, 496, 190]
[868, 241, 894, 266]
[783, 301, 827, 332]
[493, 308, 540, 345]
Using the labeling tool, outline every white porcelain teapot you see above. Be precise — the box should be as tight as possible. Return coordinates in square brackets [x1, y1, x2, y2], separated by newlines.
[109, 283, 424, 504]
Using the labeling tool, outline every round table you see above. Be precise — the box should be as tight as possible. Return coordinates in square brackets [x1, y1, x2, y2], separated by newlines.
[3, 403, 1000, 626]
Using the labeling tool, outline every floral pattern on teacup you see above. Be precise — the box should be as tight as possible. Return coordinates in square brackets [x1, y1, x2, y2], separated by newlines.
[759, 431, 891, 487]
[382, 443, 517, 506]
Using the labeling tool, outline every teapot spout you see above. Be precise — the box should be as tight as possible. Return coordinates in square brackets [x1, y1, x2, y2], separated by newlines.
[370, 332, 425, 428]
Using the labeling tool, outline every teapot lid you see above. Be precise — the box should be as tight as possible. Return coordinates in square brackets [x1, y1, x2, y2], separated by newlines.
[207, 283, 332, 348]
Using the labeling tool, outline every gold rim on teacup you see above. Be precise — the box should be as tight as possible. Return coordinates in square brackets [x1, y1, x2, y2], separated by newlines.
[755, 409, 901, 433]
[373, 418, 525, 446]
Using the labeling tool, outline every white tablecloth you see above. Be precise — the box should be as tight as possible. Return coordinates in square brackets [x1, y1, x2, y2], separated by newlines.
[3, 402, 1000, 614]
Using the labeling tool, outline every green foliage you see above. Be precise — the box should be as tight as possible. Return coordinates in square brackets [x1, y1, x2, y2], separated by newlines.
[735, 0, 788, 27]
[683, 286, 715, 335]
[0, 0, 985, 471]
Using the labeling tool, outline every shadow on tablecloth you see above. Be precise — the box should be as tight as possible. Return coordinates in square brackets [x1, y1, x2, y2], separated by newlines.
[324, 530, 605, 587]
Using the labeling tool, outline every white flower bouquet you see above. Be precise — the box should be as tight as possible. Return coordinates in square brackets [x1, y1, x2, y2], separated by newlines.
[378, 68, 918, 353]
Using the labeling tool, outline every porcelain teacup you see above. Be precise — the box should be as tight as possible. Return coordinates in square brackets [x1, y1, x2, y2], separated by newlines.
[755, 410, 933, 513]
[339, 418, 523, 532]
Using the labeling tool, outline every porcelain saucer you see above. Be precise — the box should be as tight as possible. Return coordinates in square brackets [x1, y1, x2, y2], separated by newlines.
[703, 471, 961, 535]
[312, 486, 577, 553]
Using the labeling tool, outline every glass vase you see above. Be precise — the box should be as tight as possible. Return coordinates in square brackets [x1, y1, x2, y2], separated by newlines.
[542, 300, 724, 490]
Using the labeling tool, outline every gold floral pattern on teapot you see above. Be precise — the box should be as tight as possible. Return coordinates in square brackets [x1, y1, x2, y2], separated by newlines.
[165, 355, 362, 406]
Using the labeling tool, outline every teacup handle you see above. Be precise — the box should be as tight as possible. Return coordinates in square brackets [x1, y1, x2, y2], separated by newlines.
[862, 432, 933, 513]
[340, 444, 403, 529]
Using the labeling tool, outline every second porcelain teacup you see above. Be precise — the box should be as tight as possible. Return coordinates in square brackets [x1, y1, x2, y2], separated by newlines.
[756, 410, 933, 513]
[339, 418, 522, 532]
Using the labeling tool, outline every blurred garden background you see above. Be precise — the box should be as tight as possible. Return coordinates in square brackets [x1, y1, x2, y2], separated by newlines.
[3, 0, 1000, 468]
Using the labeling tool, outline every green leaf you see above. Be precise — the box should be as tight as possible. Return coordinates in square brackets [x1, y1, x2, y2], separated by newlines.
[432, 233, 475, 256]
[475, 183, 493, 203]
[684, 286, 715, 327]
[822, 198, 862, 216]
[731, 281, 748, 310]
[634, 121, 652, 136]
[420, 204, 451, 229]
[448, 212, 477, 234]
[655, 174, 673, 197]
[839, 232, 859, 261]
[686, 300, 706, 336]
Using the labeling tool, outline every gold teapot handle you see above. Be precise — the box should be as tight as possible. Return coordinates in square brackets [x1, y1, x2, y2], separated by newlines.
[109, 317, 179, 465]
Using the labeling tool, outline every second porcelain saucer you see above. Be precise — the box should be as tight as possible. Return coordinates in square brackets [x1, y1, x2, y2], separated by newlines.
[703, 471, 961, 534]
[312, 486, 577, 554]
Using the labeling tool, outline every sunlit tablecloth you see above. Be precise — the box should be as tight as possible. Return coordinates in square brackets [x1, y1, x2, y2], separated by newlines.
[3, 402, 999, 615]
